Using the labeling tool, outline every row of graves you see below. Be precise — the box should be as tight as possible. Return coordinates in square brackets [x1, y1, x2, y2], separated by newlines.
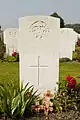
[4, 16, 79, 92]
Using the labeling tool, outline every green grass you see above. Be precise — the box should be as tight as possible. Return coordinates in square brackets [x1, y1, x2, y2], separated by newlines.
[60, 61, 80, 84]
[0, 62, 80, 87]
[0, 62, 19, 87]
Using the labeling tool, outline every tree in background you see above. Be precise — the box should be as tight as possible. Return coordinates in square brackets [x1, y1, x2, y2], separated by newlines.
[50, 12, 65, 28]
[0, 37, 5, 60]
[65, 24, 80, 34]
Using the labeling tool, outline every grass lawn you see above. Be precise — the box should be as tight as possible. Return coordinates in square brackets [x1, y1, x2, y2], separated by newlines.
[0, 62, 19, 88]
[0, 61, 80, 87]
[60, 61, 80, 84]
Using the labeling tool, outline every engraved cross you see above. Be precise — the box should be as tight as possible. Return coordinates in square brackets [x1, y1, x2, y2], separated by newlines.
[29, 56, 48, 85]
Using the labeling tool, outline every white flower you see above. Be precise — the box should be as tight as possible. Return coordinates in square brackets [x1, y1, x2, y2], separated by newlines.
[49, 101, 53, 106]
[49, 107, 53, 112]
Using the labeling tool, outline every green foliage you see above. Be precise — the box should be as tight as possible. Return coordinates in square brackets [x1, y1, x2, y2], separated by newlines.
[0, 59, 2, 63]
[0, 38, 6, 60]
[65, 24, 80, 34]
[12, 82, 39, 118]
[72, 51, 77, 61]
[0, 81, 19, 119]
[50, 12, 65, 28]
[59, 58, 71, 62]
[6, 54, 19, 62]
[72, 47, 80, 62]
[6, 56, 17, 62]
[53, 78, 80, 112]
[0, 82, 39, 119]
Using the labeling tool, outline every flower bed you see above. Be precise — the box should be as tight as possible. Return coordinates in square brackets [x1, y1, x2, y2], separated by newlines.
[0, 76, 80, 120]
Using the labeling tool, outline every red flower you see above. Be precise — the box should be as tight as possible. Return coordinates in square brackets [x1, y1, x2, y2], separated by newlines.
[46, 93, 51, 97]
[12, 52, 17, 56]
[66, 75, 73, 81]
[68, 78, 76, 88]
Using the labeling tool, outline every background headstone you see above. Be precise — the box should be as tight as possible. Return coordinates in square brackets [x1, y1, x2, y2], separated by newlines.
[60, 28, 78, 60]
[4, 28, 19, 56]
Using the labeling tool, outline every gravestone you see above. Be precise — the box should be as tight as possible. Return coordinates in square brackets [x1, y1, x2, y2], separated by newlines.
[71, 31, 78, 51]
[19, 16, 60, 92]
[60, 28, 78, 60]
[4, 28, 19, 56]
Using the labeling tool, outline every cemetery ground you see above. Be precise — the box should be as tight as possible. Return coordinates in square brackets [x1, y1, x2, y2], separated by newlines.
[0, 61, 80, 85]
[0, 61, 80, 120]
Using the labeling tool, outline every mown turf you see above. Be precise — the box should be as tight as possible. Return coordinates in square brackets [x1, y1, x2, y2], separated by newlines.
[0, 62, 80, 87]
[60, 61, 80, 84]
[0, 62, 19, 87]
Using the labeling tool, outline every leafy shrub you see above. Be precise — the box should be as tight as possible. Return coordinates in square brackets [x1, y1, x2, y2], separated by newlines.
[6, 53, 19, 62]
[76, 38, 80, 47]
[0, 59, 2, 63]
[55, 76, 80, 112]
[12, 83, 39, 118]
[6, 56, 17, 62]
[0, 38, 6, 60]
[0, 82, 39, 119]
[73, 47, 80, 61]
[72, 51, 77, 61]
[59, 58, 71, 62]
[0, 81, 19, 119]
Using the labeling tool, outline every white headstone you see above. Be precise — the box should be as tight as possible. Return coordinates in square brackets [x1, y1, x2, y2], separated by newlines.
[19, 16, 60, 92]
[4, 28, 19, 56]
[71, 31, 78, 51]
[60, 28, 78, 60]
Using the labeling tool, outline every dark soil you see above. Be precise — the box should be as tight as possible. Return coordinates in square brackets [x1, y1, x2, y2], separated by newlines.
[27, 110, 80, 120]
[0, 110, 80, 120]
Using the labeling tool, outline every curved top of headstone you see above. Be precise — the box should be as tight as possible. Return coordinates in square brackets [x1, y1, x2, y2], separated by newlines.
[4, 28, 19, 44]
[60, 28, 78, 36]
[19, 16, 60, 32]
[4, 28, 18, 36]
[60, 28, 73, 33]
[19, 15, 60, 21]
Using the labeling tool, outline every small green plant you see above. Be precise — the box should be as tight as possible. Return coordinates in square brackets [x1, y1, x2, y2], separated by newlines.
[0, 38, 6, 60]
[72, 51, 77, 61]
[54, 76, 80, 112]
[73, 45, 80, 61]
[0, 81, 19, 120]
[6, 56, 17, 62]
[6, 53, 19, 62]
[0, 82, 39, 120]
[12, 83, 39, 118]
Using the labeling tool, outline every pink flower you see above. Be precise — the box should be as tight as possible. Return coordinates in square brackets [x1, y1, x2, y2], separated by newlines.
[44, 106, 49, 111]
[32, 105, 40, 111]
